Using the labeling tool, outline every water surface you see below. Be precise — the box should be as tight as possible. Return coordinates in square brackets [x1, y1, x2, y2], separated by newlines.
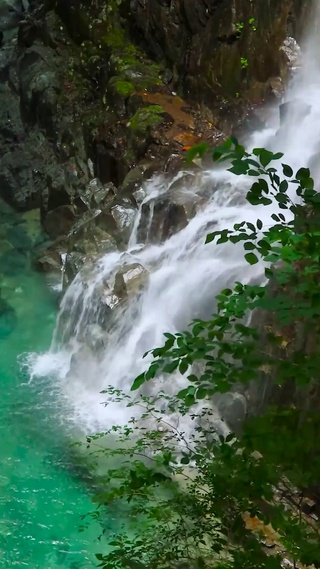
[0, 202, 107, 568]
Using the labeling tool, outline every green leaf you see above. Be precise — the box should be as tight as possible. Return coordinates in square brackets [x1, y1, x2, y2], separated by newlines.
[131, 373, 146, 391]
[279, 180, 288, 193]
[259, 149, 274, 167]
[212, 138, 234, 161]
[187, 374, 198, 383]
[177, 388, 189, 400]
[196, 387, 208, 399]
[245, 252, 259, 265]
[256, 219, 263, 230]
[205, 232, 219, 244]
[179, 359, 189, 375]
[225, 432, 236, 442]
[282, 163, 293, 177]
[276, 193, 289, 205]
[252, 147, 264, 157]
[296, 167, 310, 181]
[229, 162, 249, 175]
[185, 142, 210, 163]
[163, 360, 179, 374]
[258, 178, 269, 193]
[180, 455, 190, 465]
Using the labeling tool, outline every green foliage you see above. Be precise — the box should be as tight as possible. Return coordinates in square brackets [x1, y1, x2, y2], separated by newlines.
[240, 57, 249, 69]
[248, 18, 257, 31]
[235, 21, 244, 35]
[87, 138, 320, 568]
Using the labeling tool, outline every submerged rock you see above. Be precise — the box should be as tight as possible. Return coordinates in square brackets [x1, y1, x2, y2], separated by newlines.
[0, 295, 17, 339]
[82, 323, 107, 353]
[0, 248, 27, 275]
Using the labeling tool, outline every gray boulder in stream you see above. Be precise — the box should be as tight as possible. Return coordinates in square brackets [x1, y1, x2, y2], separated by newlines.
[0, 295, 17, 339]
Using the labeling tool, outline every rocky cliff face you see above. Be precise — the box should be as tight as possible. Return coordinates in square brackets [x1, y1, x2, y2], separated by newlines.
[128, 0, 306, 113]
[0, 0, 306, 281]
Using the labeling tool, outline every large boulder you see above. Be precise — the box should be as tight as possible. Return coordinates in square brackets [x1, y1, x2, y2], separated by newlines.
[42, 205, 77, 239]
[113, 263, 149, 299]
[94, 201, 137, 248]
[136, 171, 209, 244]
[213, 392, 247, 436]
[18, 43, 60, 136]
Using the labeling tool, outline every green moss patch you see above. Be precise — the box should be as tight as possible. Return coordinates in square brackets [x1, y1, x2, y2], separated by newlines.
[112, 79, 135, 97]
[129, 105, 164, 134]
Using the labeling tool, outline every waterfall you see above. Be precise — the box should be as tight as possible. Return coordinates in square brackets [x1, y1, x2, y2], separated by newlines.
[29, 9, 320, 434]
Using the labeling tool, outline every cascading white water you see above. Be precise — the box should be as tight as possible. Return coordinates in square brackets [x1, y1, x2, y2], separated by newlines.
[29, 5, 320, 434]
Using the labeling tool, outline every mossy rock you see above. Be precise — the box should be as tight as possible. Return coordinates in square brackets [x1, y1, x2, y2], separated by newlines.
[70, 5, 163, 92]
[112, 79, 135, 97]
[129, 105, 164, 134]
[128, 105, 165, 159]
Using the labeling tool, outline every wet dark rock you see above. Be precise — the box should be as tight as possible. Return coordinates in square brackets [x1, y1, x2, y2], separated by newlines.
[78, 179, 116, 211]
[138, 197, 188, 244]
[63, 251, 85, 286]
[0, 147, 42, 209]
[36, 206, 121, 281]
[68, 212, 118, 258]
[94, 141, 122, 187]
[43, 205, 77, 239]
[18, 44, 60, 136]
[240, 109, 266, 133]
[0, 84, 24, 143]
[0, 0, 24, 34]
[137, 174, 205, 243]
[108, 202, 136, 247]
[213, 392, 247, 436]
[279, 99, 311, 125]
[114, 263, 148, 299]
[36, 249, 62, 273]
[119, 162, 155, 199]
[128, 0, 294, 107]
[162, 68, 173, 85]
